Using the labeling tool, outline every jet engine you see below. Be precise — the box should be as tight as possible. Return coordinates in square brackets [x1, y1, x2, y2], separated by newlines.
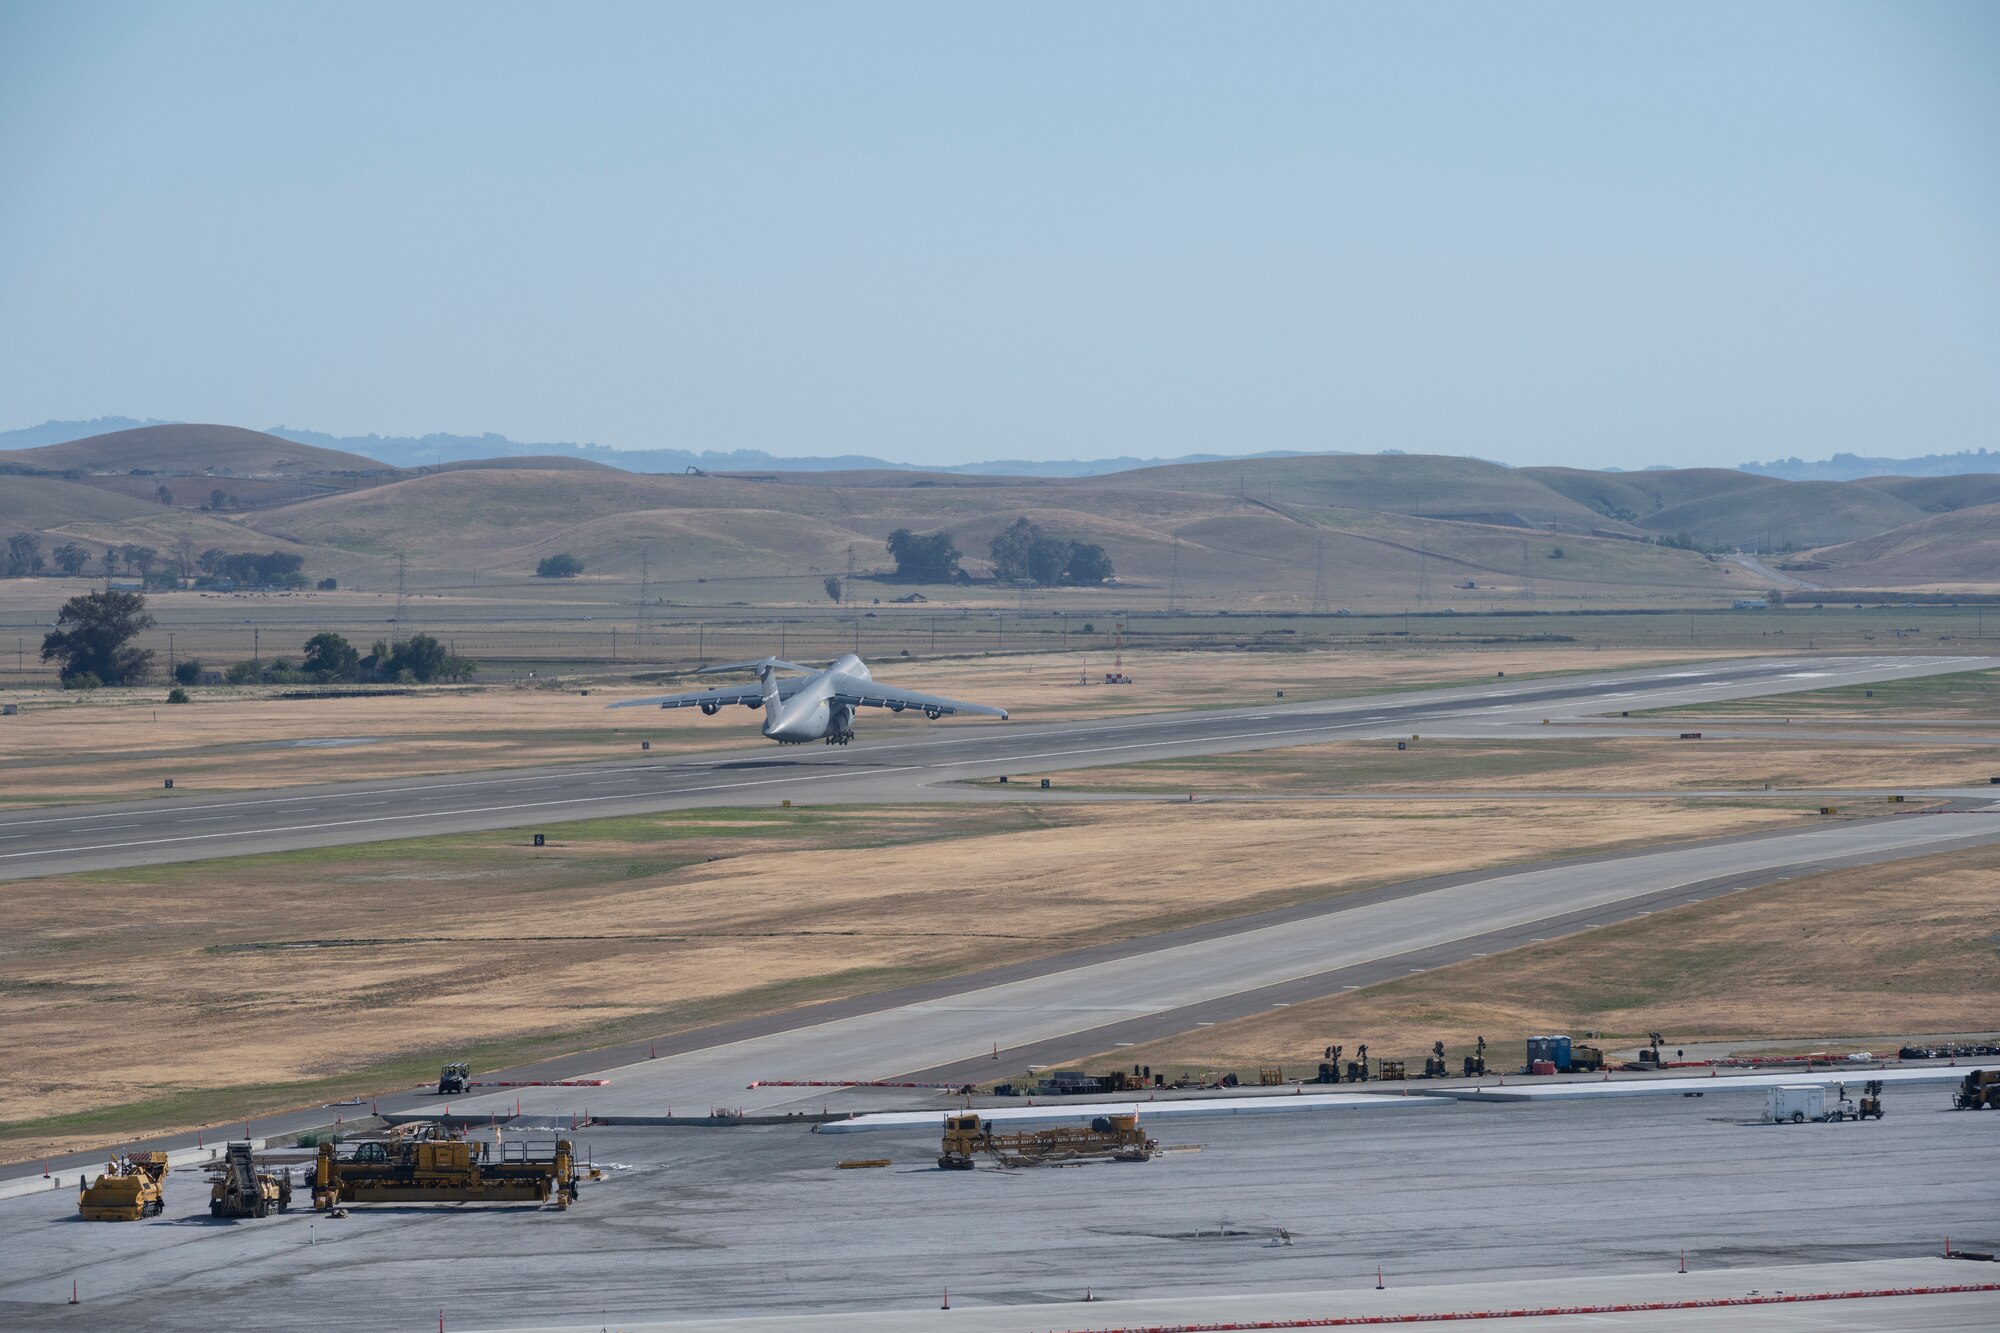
[700, 701, 721, 716]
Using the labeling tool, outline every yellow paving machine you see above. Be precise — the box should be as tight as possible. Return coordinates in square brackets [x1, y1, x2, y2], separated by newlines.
[313, 1135, 579, 1209]
[77, 1152, 169, 1221]
[939, 1112, 1156, 1169]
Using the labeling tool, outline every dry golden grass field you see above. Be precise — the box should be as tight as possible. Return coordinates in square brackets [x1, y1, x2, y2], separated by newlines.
[1095, 843, 2000, 1082]
[0, 794, 1829, 1162]
[0, 645, 1722, 805]
[1046, 736, 2000, 796]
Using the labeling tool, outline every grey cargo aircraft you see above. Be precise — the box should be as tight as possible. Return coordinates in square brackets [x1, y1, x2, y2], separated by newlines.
[608, 654, 1009, 745]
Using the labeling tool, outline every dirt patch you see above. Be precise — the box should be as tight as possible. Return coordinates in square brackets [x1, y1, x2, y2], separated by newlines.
[1094, 844, 2000, 1080]
[0, 795, 1815, 1161]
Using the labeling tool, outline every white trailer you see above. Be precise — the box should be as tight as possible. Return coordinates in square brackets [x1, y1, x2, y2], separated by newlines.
[1765, 1085, 1825, 1123]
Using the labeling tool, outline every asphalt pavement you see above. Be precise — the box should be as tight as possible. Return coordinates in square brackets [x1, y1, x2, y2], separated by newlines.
[3, 653, 1989, 880]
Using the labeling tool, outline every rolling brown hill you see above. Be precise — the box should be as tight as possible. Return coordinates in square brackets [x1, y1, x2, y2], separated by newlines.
[4, 425, 1992, 600]
[0, 424, 398, 476]
[1804, 503, 2000, 586]
[1852, 474, 2000, 513]
[1643, 481, 1923, 550]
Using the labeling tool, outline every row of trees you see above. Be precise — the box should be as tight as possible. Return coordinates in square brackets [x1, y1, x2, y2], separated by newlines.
[882, 519, 1115, 586]
[232, 631, 475, 685]
[3, 536, 311, 588]
[37, 591, 474, 688]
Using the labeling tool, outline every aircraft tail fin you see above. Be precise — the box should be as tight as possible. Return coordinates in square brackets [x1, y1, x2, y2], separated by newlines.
[757, 664, 782, 713]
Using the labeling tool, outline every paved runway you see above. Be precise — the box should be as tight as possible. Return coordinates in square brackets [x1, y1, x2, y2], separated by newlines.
[3, 653, 1989, 880]
[439, 795, 2000, 1121]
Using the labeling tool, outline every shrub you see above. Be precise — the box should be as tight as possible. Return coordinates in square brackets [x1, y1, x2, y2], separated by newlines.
[536, 552, 584, 578]
[166, 686, 190, 704]
[317, 577, 338, 591]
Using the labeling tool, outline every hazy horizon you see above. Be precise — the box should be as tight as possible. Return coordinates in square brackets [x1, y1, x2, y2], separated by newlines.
[3, 2, 1995, 470]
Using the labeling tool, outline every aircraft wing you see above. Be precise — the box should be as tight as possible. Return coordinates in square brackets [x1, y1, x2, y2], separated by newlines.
[825, 672, 1008, 719]
[606, 679, 808, 711]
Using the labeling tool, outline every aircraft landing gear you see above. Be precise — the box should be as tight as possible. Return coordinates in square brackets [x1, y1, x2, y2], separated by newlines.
[824, 730, 853, 746]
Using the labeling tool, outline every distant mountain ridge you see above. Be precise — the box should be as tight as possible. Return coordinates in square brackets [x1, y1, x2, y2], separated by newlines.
[3, 417, 1992, 481]
[1742, 448, 2000, 481]
[0, 417, 1334, 477]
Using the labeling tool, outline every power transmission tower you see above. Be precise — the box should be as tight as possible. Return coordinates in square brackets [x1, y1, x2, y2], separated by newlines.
[637, 550, 654, 648]
[1311, 537, 1332, 615]
[393, 550, 408, 627]
[1166, 536, 1184, 614]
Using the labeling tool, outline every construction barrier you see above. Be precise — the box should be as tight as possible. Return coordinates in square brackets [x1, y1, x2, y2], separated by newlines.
[747, 1079, 967, 1090]
[1042, 1281, 2000, 1332]
[465, 1080, 610, 1088]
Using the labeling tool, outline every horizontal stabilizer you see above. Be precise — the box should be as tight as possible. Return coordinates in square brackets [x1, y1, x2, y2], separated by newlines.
[698, 657, 809, 675]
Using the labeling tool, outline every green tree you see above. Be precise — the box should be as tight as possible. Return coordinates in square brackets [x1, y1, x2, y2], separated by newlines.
[302, 631, 361, 682]
[1024, 535, 1069, 585]
[173, 658, 202, 685]
[536, 552, 584, 578]
[40, 590, 155, 685]
[51, 542, 90, 576]
[385, 633, 449, 682]
[989, 518, 1038, 582]
[119, 544, 158, 580]
[1064, 542, 1114, 584]
[823, 576, 842, 603]
[885, 528, 962, 581]
[224, 660, 260, 685]
[6, 533, 43, 576]
[154, 483, 174, 505]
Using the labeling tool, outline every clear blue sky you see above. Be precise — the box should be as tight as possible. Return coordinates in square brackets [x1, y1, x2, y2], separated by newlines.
[2, 1, 1994, 468]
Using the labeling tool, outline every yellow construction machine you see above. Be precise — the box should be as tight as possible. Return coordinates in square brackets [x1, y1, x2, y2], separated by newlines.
[208, 1142, 292, 1218]
[939, 1113, 1156, 1169]
[78, 1152, 169, 1221]
[313, 1135, 579, 1209]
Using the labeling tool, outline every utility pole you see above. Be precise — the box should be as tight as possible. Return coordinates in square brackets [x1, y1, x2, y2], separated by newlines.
[393, 550, 408, 628]
[1166, 536, 1183, 615]
[1520, 539, 1535, 601]
[1311, 537, 1331, 616]
[168, 632, 176, 677]
[252, 626, 260, 669]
